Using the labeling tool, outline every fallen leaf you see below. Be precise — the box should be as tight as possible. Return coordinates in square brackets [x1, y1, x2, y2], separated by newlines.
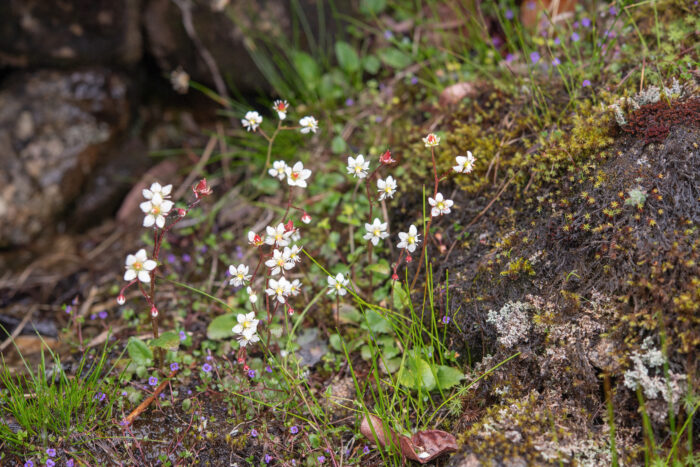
[360, 413, 458, 464]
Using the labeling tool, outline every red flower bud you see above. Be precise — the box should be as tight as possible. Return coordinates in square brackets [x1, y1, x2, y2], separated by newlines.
[284, 220, 294, 232]
[243, 364, 250, 371]
[117, 294, 126, 305]
[238, 357, 245, 364]
[192, 178, 212, 199]
[379, 149, 396, 165]
[178, 208, 186, 217]
[301, 212, 311, 224]
[150, 306, 159, 317]
[392, 273, 399, 281]
[406, 255, 412, 263]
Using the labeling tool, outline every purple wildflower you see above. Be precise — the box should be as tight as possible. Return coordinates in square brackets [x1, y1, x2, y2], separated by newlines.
[148, 376, 158, 386]
[45, 461, 55, 467]
[121, 390, 128, 397]
[167, 253, 177, 263]
[265, 365, 272, 373]
[264, 454, 272, 464]
[206, 355, 213, 361]
[345, 98, 354, 106]
[90, 314, 96, 321]
[290, 425, 299, 434]
[64, 305, 72, 315]
[94, 392, 106, 402]
[248, 369, 256, 378]
[179, 330, 187, 341]
[46, 449, 56, 457]
[66, 460, 74, 467]
[504, 8, 514, 20]
[573, 21, 579, 29]
[582, 79, 591, 87]
[170, 362, 179, 371]
[199, 245, 208, 254]
[552, 57, 561, 66]
[318, 456, 326, 464]
[581, 17, 591, 28]
[410, 76, 418, 85]
[363, 445, 370, 454]
[442, 315, 451, 325]
[505, 53, 516, 63]
[202, 363, 212, 373]
[553, 37, 561, 45]
[526, 1, 535, 10]
[98, 310, 108, 320]
[24, 461, 34, 467]
[383, 30, 393, 40]
[235, 246, 244, 259]
[609, 6, 618, 16]
[182, 254, 191, 263]
[571, 32, 580, 42]
[375, 116, 382, 123]
[251, 428, 258, 437]
[530, 51, 540, 64]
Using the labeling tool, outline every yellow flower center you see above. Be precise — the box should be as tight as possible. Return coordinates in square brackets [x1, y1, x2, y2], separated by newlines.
[437, 202, 444, 210]
[133, 261, 142, 271]
[373, 229, 380, 236]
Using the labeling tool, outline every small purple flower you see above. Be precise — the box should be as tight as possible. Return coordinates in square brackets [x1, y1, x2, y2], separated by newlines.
[264, 454, 272, 464]
[170, 362, 179, 371]
[552, 57, 561, 66]
[581, 17, 591, 28]
[344, 98, 354, 107]
[375, 116, 382, 123]
[317, 456, 326, 464]
[149, 376, 158, 386]
[64, 305, 72, 315]
[159, 393, 166, 399]
[383, 30, 394, 40]
[121, 390, 128, 397]
[98, 310, 108, 320]
[235, 246, 243, 259]
[187, 389, 192, 395]
[202, 363, 212, 373]
[45, 461, 55, 467]
[94, 392, 106, 402]
[290, 425, 299, 434]
[248, 369, 256, 378]
[167, 253, 177, 263]
[553, 37, 561, 45]
[179, 330, 187, 341]
[24, 461, 34, 467]
[251, 428, 258, 437]
[442, 315, 451, 325]
[46, 449, 56, 457]
[526, 1, 535, 10]
[572, 21, 579, 29]
[90, 314, 96, 321]
[265, 365, 272, 373]
[199, 245, 208, 254]
[492, 36, 502, 48]
[363, 445, 370, 455]
[66, 460, 74, 467]
[410, 76, 418, 85]
[182, 254, 191, 263]
[530, 51, 540, 64]
[504, 8, 514, 20]
[206, 355, 213, 361]
[571, 32, 580, 42]
[609, 6, 618, 16]
[582, 79, 591, 87]
[607, 31, 617, 38]
[505, 53, 515, 63]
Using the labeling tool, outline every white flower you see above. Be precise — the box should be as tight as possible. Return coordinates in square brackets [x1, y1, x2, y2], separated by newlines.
[140, 193, 174, 228]
[326, 273, 349, 296]
[377, 176, 397, 201]
[453, 151, 475, 173]
[265, 249, 294, 276]
[299, 116, 318, 134]
[291, 229, 301, 242]
[429, 192, 453, 217]
[363, 218, 389, 246]
[268, 160, 288, 180]
[238, 331, 260, 347]
[397, 224, 421, 253]
[265, 223, 293, 247]
[289, 279, 302, 296]
[347, 154, 370, 179]
[272, 100, 289, 120]
[228, 264, 251, 287]
[266, 277, 291, 303]
[285, 161, 312, 188]
[242, 111, 263, 131]
[423, 133, 440, 147]
[286, 244, 303, 263]
[142, 182, 173, 201]
[246, 286, 258, 304]
[124, 249, 157, 283]
[232, 312, 259, 336]
[301, 212, 312, 224]
[248, 230, 264, 247]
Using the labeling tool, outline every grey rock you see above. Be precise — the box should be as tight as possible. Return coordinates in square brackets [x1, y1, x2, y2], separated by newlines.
[0, 69, 130, 246]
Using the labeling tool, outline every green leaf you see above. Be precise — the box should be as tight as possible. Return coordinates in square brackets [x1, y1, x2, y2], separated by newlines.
[362, 309, 392, 334]
[383, 357, 402, 374]
[377, 48, 412, 69]
[331, 135, 347, 154]
[393, 282, 409, 311]
[366, 262, 390, 276]
[363, 55, 381, 74]
[150, 331, 181, 351]
[127, 337, 153, 366]
[436, 365, 464, 390]
[361, 344, 372, 361]
[207, 313, 238, 340]
[359, 0, 386, 15]
[292, 51, 320, 90]
[329, 334, 342, 352]
[398, 356, 436, 391]
[335, 41, 360, 73]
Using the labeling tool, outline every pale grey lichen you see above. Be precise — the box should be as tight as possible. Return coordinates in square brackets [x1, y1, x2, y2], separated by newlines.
[487, 301, 532, 348]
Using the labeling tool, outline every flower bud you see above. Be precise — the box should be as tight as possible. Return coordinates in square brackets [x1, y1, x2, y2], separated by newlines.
[392, 273, 399, 281]
[150, 306, 159, 317]
[178, 208, 186, 217]
[301, 212, 311, 224]
[117, 294, 126, 305]
[237, 357, 245, 365]
[379, 149, 395, 165]
[406, 255, 412, 263]
[287, 307, 295, 316]
[284, 220, 294, 232]
[243, 364, 249, 371]
[192, 178, 213, 199]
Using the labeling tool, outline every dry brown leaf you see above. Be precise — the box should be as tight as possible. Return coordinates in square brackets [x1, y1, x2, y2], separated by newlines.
[360, 413, 458, 464]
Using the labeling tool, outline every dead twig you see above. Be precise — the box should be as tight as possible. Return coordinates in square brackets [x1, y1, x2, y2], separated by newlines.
[0, 305, 37, 352]
[122, 369, 178, 426]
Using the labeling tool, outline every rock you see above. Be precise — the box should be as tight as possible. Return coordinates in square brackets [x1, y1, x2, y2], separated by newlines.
[0, 0, 142, 68]
[0, 69, 130, 247]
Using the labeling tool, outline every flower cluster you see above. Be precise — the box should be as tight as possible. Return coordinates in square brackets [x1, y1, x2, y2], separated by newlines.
[268, 160, 312, 188]
[233, 312, 260, 347]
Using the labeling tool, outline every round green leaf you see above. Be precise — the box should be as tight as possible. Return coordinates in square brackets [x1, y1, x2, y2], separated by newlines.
[436, 365, 464, 390]
[335, 41, 360, 73]
[207, 313, 238, 340]
[126, 337, 153, 366]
